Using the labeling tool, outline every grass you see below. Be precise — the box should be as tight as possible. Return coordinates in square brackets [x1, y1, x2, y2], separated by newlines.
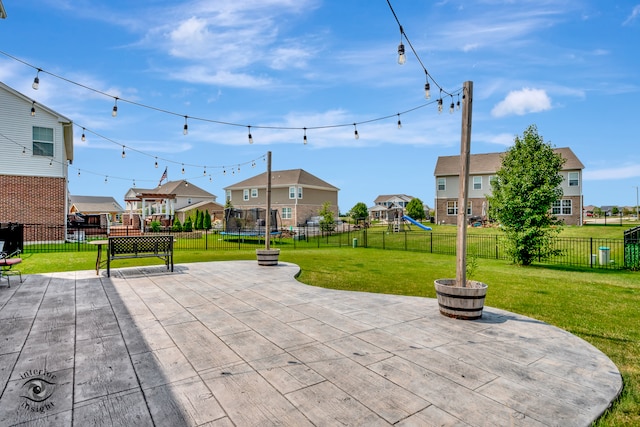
[12, 245, 640, 426]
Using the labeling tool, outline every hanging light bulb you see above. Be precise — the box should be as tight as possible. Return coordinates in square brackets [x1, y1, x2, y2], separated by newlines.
[30, 101, 36, 116]
[223, 168, 226, 175]
[424, 81, 431, 100]
[181, 164, 185, 174]
[353, 124, 359, 140]
[81, 128, 86, 142]
[78, 169, 81, 177]
[183, 116, 189, 135]
[112, 98, 118, 117]
[105, 176, 108, 183]
[32, 69, 41, 90]
[209, 175, 212, 182]
[303, 127, 307, 145]
[204, 166, 207, 176]
[397, 26, 406, 65]
[449, 96, 455, 114]
[397, 114, 402, 129]
[248, 126, 253, 144]
[22, 147, 26, 155]
[49, 158, 53, 167]
[154, 157, 158, 168]
[438, 98, 443, 114]
[121, 145, 126, 158]
[133, 179, 136, 187]
[456, 93, 461, 110]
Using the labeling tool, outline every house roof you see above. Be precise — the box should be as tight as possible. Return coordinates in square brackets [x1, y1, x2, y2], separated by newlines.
[175, 200, 224, 213]
[70, 195, 124, 213]
[0, 81, 74, 163]
[433, 147, 584, 176]
[125, 180, 215, 200]
[225, 169, 339, 191]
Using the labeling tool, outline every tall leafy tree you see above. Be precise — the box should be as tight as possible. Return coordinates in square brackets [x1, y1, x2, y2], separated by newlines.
[203, 209, 212, 230]
[406, 198, 426, 220]
[318, 201, 336, 232]
[350, 202, 369, 223]
[487, 125, 566, 265]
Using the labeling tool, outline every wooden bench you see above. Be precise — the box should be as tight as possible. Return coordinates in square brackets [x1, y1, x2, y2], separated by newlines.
[107, 235, 174, 277]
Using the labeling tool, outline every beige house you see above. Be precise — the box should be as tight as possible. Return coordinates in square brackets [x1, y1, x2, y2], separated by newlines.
[369, 194, 429, 222]
[0, 81, 74, 242]
[224, 169, 339, 228]
[69, 195, 124, 220]
[434, 147, 584, 226]
[124, 180, 223, 227]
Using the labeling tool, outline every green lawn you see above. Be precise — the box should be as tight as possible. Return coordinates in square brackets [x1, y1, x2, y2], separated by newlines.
[13, 245, 640, 426]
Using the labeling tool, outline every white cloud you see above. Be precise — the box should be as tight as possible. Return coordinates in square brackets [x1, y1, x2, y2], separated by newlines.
[623, 5, 640, 26]
[583, 165, 640, 181]
[491, 88, 552, 117]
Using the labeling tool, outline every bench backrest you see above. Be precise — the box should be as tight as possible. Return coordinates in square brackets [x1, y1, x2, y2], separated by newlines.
[108, 235, 173, 256]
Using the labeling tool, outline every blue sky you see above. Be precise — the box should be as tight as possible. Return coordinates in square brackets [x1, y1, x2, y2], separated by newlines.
[1, 1, 639, 213]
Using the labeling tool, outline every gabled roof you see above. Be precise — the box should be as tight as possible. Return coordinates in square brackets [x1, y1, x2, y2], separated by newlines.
[175, 200, 224, 213]
[434, 147, 584, 176]
[126, 180, 215, 200]
[0, 81, 74, 162]
[70, 195, 124, 213]
[225, 169, 339, 191]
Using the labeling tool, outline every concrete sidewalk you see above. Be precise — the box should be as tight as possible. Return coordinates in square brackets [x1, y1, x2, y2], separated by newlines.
[0, 261, 622, 426]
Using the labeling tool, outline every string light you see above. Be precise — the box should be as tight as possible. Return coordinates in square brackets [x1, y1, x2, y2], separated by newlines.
[353, 123, 359, 140]
[397, 113, 402, 129]
[397, 26, 406, 65]
[121, 145, 126, 158]
[105, 176, 108, 183]
[30, 101, 36, 116]
[203, 166, 207, 176]
[438, 89, 443, 114]
[154, 157, 158, 168]
[49, 158, 53, 167]
[303, 127, 307, 145]
[248, 126, 253, 144]
[181, 163, 185, 174]
[456, 93, 461, 110]
[449, 95, 455, 114]
[424, 76, 431, 99]
[112, 97, 118, 117]
[32, 69, 40, 90]
[81, 128, 86, 142]
[22, 147, 26, 155]
[183, 116, 188, 135]
[78, 169, 81, 177]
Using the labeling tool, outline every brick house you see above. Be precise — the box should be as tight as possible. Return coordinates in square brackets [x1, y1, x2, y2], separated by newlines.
[224, 169, 339, 228]
[434, 147, 584, 226]
[0, 81, 74, 241]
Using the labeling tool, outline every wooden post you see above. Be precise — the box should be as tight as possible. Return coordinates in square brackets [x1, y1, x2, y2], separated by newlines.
[265, 151, 272, 250]
[456, 81, 473, 287]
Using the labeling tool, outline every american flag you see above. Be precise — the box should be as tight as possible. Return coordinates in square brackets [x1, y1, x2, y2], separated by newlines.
[159, 167, 167, 186]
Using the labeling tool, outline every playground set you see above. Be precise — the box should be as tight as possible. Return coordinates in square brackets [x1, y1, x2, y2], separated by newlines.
[388, 214, 432, 232]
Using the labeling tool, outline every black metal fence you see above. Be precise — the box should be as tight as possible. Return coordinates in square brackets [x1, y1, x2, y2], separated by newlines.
[13, 223, 637, 270]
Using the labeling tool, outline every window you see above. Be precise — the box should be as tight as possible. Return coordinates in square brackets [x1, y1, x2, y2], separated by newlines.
[251, 188, 258, 198]
[289, 186, 296, 199]
[437, 178, 446, 191]
[552, 199, 572, 215]
[473, 176, 482, 190]
[297, 186, 303, 199]
[568, 172, 579, 187]
[282, 207, 292, 219]
[33, 126, 54, 157]
[447, 201, 457, 215]
[243, 189, 249, 201]
[226, 190, 232, 201]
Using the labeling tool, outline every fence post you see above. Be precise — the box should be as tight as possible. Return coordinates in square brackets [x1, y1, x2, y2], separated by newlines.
[430, 232, 433, 253]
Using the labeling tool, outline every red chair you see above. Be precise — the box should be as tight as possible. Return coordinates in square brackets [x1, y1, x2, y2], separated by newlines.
[0, 241, 22, 287]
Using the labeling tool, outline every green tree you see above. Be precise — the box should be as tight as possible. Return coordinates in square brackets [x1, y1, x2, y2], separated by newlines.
[486, 125, 565, 266]
[183, 217, 193, 232]
[350, 202, 369, 224]
[172, 217, 183, 232]
[406, 198, 426, 220]
[195, 209, 204, 230]
[318, 201, 336, 232]
[203, 209, 212, 230]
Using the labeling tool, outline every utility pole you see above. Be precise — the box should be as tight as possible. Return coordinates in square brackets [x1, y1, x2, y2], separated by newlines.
[265, 151, 272, 250]
[456, 81, 473, 287]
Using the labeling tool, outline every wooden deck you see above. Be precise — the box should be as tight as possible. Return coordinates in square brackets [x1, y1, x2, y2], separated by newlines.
[0, 261, 622, 426]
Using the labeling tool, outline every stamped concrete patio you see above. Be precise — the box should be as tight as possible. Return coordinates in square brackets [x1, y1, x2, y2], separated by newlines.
[0, 261, 622, 426]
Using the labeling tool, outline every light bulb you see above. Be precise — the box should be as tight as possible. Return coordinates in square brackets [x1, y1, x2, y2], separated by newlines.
[303, 128, 307, 145]
[424, 82, 431, 99]
[181, 164, 185, 174]
[450, 100, 455, 114]
[397, 114, 402, 129]
[397, 43, 406, 65]
[248, 126, 253, 144]
[32, 70, 40, 90]
[154, 158, 158, 168]
[438, 98, 443, 114]
[81, 128, 86, 142]
[353, 124, 359, 140]
[112, 98, 118, 117]
[30, 101, 36, 116]
[122, 146, 126, 158]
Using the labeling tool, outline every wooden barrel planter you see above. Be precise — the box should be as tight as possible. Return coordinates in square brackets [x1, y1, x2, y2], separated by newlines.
[434, 279, 488, 320]
[256, 249, 280, 266]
